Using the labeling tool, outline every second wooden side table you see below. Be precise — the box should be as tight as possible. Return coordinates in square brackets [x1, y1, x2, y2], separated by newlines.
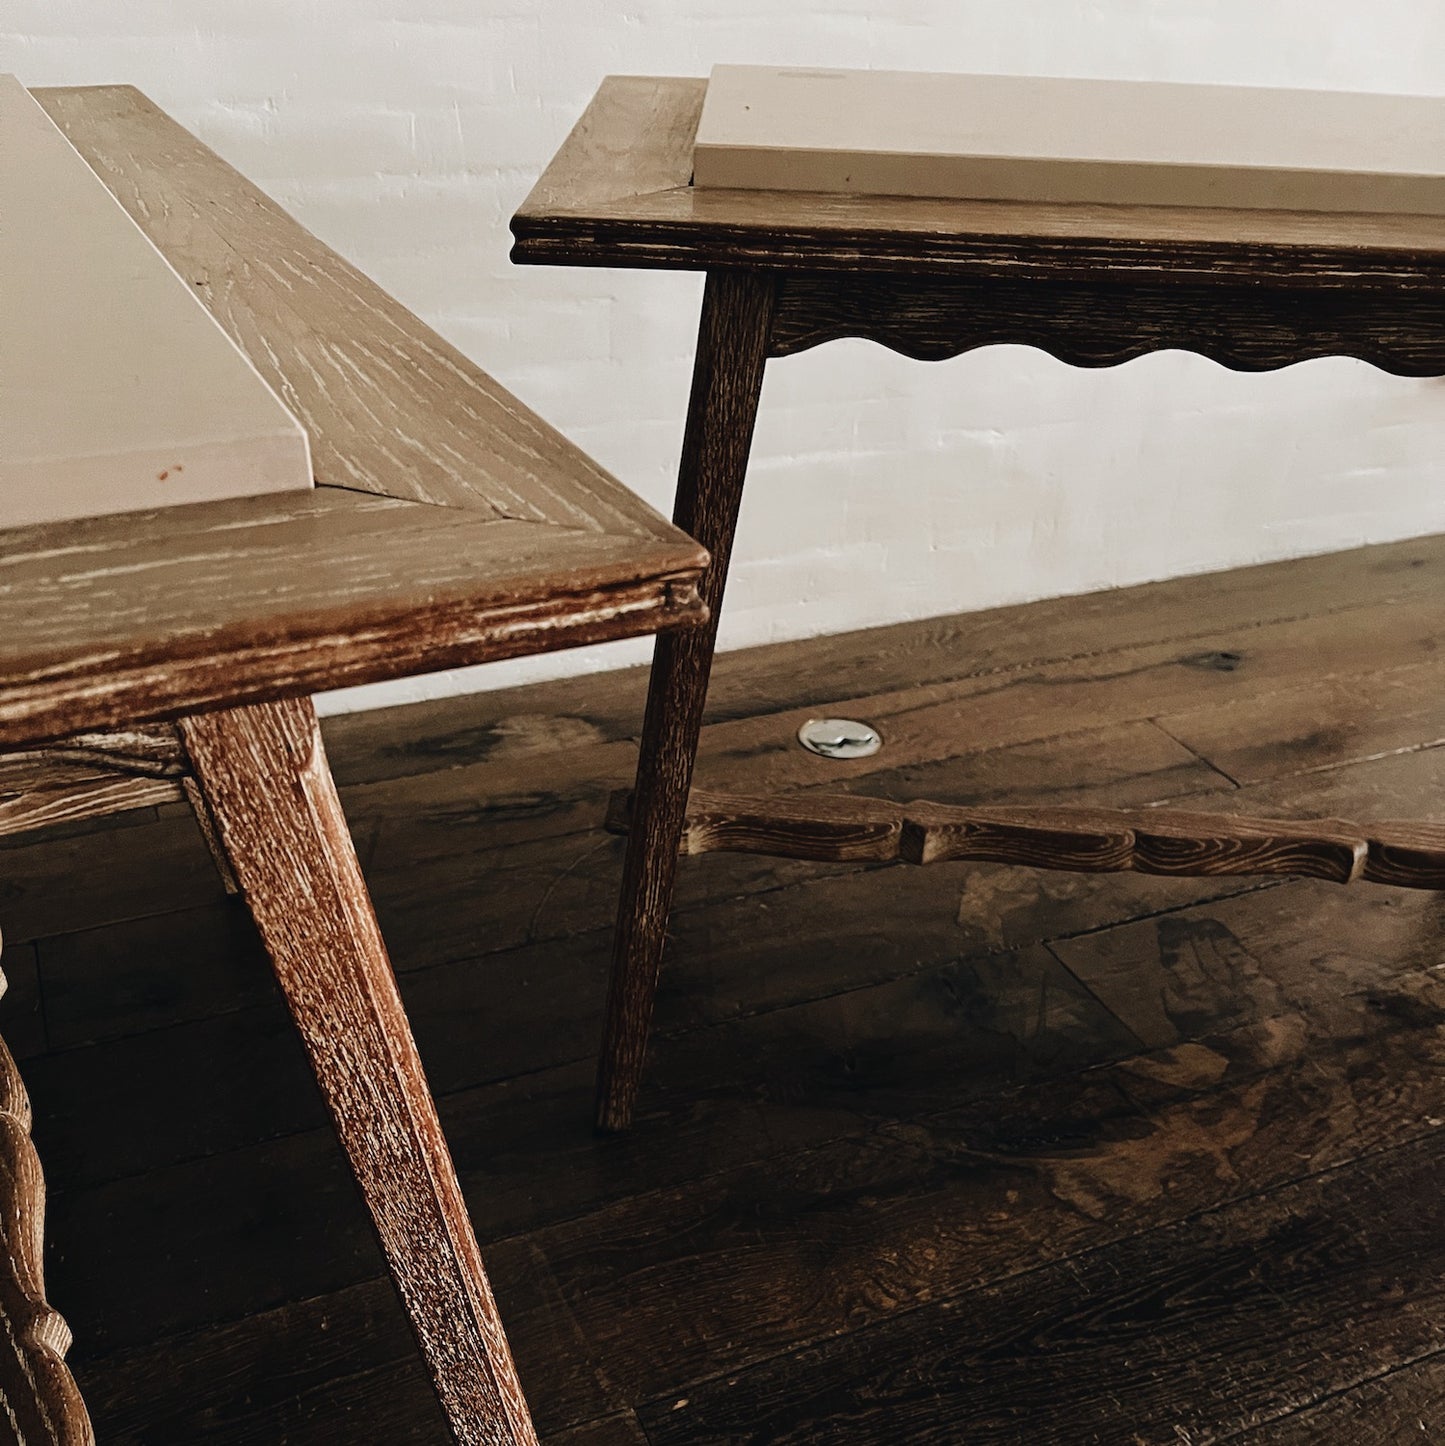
[512, 75, 1445, 1132]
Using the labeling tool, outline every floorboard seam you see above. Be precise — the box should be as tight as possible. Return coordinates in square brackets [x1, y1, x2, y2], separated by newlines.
[1146, 717, 1244, 789]
[1039, 938, 1151, 1053]
[621, 1124, 1445, 1427]
[30, 867, 1294, 1202]
[1211, 1341, 1445, 1441]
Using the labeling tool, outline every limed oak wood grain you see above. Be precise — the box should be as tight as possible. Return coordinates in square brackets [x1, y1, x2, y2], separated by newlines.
[0, 728, 186, 840]
[0, 87, 707, 751]
[179, 697, 538, 1446]
[0, 83, 714, 1445]
[0, 491, 703, 749]
[596, 268, 776, 1132]
[37, 86, 663, 533]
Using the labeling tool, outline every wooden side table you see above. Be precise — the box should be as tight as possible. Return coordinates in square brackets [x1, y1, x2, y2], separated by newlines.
[2, 85, 708, 1445]
[511, 75, 1445, 1131]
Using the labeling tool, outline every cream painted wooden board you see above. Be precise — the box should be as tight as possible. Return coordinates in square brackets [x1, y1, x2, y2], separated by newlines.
[0, 76, 312, 528]
[693, 65, 1445, 214]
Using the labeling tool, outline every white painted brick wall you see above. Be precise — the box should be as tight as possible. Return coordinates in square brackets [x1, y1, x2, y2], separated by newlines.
[5, 3, 1443, 710]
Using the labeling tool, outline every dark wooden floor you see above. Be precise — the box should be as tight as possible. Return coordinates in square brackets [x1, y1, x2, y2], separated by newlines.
[6, 533, 1445, 1444]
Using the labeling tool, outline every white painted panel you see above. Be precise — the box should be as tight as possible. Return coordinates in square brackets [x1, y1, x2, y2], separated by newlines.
[694, 65, 1445, 212]
[0, 75, 312, 528]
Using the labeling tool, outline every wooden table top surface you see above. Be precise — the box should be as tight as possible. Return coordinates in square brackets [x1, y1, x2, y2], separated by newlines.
[511, 76, 1445, 288]
[0, 85, 706, 750]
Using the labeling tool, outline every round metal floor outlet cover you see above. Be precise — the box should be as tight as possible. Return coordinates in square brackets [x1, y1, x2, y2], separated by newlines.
[797, 717, 882, 760]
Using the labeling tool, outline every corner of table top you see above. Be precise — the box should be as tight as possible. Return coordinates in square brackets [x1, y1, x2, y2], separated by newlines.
[511, 74, 703, 232]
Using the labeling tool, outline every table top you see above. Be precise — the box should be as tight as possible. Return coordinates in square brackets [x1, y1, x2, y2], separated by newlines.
[511, 76, 1445, 289]
[0, 86, 706, 750]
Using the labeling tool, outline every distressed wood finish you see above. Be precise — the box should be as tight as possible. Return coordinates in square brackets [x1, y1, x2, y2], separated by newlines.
[608, 787, 1445, 890]
[512, 76, 1445, 289]
[179, 697, 538, 1446]
[595, 269, 776, 1133]
[639, 1137, 1445, 1446]
[0, 87, 707, 750]
[0, 85, 718, 1446]
[0, 727, 232, 891]
[0, 492, 704, 749]
[0, 727, 187, 839]
[518, 77, 1445, 1129]
[770, 270, 1445, 375]
[0, 954, 93, 1445]
[38, 85, 662, 530]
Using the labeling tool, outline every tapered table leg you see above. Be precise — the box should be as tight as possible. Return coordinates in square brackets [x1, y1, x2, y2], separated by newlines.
[596, 268, 777, 1131]
[180, 696, 537, 1446]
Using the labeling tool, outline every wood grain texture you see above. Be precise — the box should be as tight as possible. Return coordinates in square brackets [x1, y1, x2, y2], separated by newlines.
[43, 864, 1445, 1436]
[639, 1131, 1445, 1445]
[771, 269, 1445, 375]
[0, 727, 186, 840]
[9, 534, 1439, 949]
[1234, 1356, 1445, 1443]
[0, 490, 704, 749]
[523, 972, 1445, 1427]
[0, 957, 93, 1445]
[0, 88, 707, 752]
[512, 77, 1445, 289]
[178, 697, 538, 1446]
[37, 85, 664, 536]
[608, 787, 1445, 887]
[56, 956, 1445, 1442]
[317, 531, 1445, 789]
[0, 777, 181, 842]
[596, 268, 776, 1132]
